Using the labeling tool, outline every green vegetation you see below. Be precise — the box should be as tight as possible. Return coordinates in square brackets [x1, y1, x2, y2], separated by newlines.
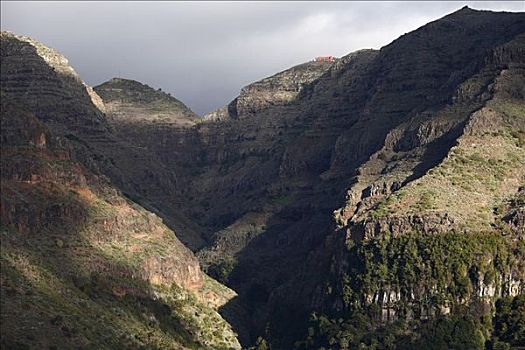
[366, 120, 525, 232]
[292, 229, 525, 350]
[0, 222, 239, 350]
[342, 231, 523, 310]
[249, 337, 270, 350]
[370, 197, 395, 220]
[370, 191, 407, 219]
[296, 312, 488, 350]
[414, 315, 488, 350]
[207, 257, 237, 284]
[297, 296, 525, 350]
[0, 100, 239, 349]
[490, 100, 525, 121]
[491, 295, 525, 348]
[293, 228, 523, 349]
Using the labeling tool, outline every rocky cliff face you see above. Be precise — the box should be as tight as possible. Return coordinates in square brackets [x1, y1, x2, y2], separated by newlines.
[203, 60, 335, 121]
[0, 102, 202, 291]
[0, 31, 205, 250]
[93, 78, 209, 250]
[0, 32, 240, 350]
[2, 6, 524, 350]
[92, 8, 525, 348]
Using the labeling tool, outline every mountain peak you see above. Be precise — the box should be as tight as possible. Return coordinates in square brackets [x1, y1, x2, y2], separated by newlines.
[95, 78, 198, 125]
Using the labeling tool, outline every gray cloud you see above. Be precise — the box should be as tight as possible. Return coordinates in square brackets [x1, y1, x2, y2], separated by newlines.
[1, 1, 523, 115]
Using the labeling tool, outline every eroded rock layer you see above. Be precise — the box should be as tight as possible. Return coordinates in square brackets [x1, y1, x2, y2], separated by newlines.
[2, 6, 525, 350]
[95, 8, 525, 348]
[0, 31, 240, 350]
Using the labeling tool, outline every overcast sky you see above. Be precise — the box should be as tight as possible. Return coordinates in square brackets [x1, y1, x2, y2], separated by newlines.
[1, 1, 523, 115]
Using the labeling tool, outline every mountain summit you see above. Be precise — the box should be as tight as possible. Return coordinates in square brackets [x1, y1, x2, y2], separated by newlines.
[95, 78, 198, 126]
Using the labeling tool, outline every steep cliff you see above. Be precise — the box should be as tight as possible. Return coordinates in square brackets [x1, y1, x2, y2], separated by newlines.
[93, 78, 210, 249]
[0, 32, 240, 350]
[0, 31, 205, 250]
[93, 8, 525, 348]
[296, 10, 525, 349]
[202, 59, 335, 121]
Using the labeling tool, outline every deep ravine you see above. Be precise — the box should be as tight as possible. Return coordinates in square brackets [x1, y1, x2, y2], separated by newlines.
[1, 6, 525, 350]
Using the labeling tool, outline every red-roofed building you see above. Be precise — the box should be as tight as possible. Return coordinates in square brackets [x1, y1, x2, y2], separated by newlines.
[315, 56, 335, 62]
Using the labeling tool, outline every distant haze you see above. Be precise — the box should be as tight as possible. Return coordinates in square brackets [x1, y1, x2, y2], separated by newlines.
[1, 1, 523, 115]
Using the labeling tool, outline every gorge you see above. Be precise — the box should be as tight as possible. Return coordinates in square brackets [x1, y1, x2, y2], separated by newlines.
[1, 6, 524, 350]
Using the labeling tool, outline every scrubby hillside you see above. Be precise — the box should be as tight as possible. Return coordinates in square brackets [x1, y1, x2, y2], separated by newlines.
[306, 30, 525, 349]
[0, 32, 240, 350]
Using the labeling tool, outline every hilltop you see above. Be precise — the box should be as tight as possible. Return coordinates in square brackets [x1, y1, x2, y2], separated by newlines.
[95, 78, 198, 126]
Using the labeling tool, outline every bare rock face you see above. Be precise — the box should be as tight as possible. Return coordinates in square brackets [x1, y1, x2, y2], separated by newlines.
[202, 105, 230, 122]
[202, 60, 335, 121]
[357, 212, 456, 240]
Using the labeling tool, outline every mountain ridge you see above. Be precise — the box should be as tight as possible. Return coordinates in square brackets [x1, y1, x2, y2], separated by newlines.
[0, 31, 240, 350]
[1, 6, 525, 350]
[202, 58, 336, 122]
[88, 7, 525, 347]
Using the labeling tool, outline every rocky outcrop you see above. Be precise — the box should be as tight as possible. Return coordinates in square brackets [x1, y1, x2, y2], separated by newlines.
[359, 212, 456, 239]
[202, 60, 335, 121]
[499, 187, 525, 236]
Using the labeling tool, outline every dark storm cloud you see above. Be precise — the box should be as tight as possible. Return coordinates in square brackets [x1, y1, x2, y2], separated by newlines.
[1, 1, 523, 115]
